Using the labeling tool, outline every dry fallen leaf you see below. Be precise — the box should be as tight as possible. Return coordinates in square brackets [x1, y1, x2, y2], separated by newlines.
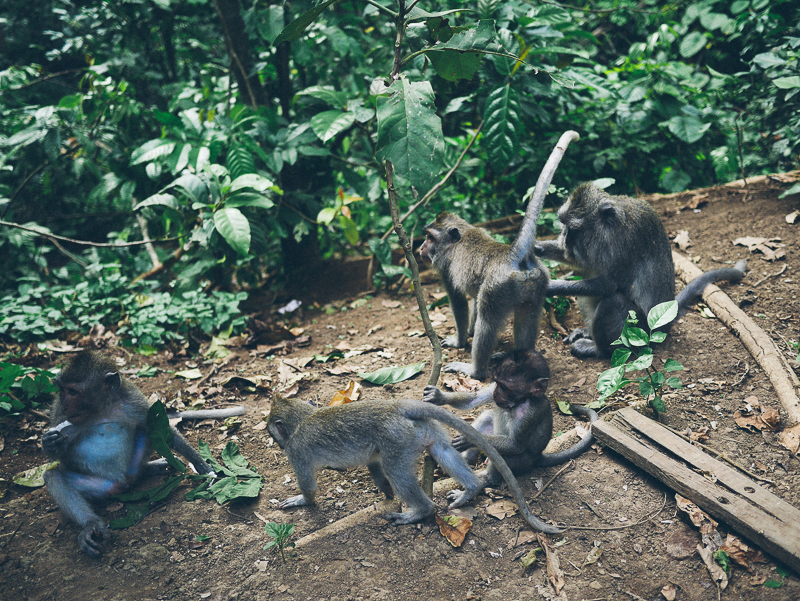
[582, 544, 603, 566]
[673, 230, 691, 250]
[661, 583, 677, 601]
[381, 300, 401, 309]
[442, 373, 482, 393]
[329, 380, 361, 406]
[435, 514, 472, 547]
[675, 494, 718, 534]
[720, 534, 768, 572]
[786, 210, 799, 224]
[697, 544, 728, 590]
[486, 499, 518, 520]
[734, 406, 780, 432]
[507, 531, 538, 548]
[777, 423, 800, 455]
[689, 426, 710, 443]
[537, 533, 565, 595]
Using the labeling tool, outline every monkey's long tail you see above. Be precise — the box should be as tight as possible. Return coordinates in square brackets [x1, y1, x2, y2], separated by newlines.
[675, 260, 747, 317]
[401, 401, 562, 535]
[536, 405, 598, 468]
[510, 130, 580, 270]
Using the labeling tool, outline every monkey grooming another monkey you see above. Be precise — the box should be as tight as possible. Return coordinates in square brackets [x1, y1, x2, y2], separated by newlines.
[535, 183, 747, 358]
[424, 350, 597, 485]
[42, 351, 244, 557]
[267, 395, 562, 534]
[420, 131, 580, 379]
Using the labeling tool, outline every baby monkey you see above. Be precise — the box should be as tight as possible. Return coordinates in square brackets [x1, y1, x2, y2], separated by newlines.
[268, 395, 563, 534]
[424, 350, 597, 485]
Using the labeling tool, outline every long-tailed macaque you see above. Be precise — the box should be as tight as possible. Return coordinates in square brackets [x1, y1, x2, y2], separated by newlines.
[419, 131, 580, 379]
[42, 351, 244, 557]
[424, 350, 597, 484]
[267, 395, 562, 534]
[535, 183, 747, 358]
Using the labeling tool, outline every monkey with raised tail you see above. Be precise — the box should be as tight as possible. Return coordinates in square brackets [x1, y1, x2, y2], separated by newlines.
[424, 349, 597, 484]
[420, 131, 580, 380]
[42, 351, 245, 557]
[536, 183, 746, 358]
[267, 395, 563, 534]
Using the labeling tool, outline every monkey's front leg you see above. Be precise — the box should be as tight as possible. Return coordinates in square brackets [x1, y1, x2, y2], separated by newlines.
[443, 291, 470, 348]
[279, 460, 318, 509]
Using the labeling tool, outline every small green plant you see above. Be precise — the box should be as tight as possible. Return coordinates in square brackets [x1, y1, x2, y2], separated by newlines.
[263, 522, 296, 562]
[714, 550, 732, 575]
[764, 565, 790, 589]
[368, 238, 410, 289]
[0, 363, 57, 419]
[596, 301, 684, 418]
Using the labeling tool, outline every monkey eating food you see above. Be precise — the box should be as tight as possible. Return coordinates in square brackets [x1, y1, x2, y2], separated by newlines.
[420, 131, 580, 380]
[267, 395, 563, 534]
[536, 183, 747, 358]
[424, 350, 597, 485]
[42, 351, 245, 557]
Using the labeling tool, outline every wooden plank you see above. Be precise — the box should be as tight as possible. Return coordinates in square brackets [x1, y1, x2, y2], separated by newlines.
[593, 410, 800, 573]
[618, 408, 799, 526]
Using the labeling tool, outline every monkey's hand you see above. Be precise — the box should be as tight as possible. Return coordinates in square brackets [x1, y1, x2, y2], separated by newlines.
[78, 519, 111, 558]
[279, 494, 311, 509]
[42, 429, 69, 456]
[422, 385, 447, 405]
[451, 435, 475, 453]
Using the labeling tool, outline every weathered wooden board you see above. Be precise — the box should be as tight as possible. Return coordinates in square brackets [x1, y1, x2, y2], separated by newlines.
[593, 407, 800, 572]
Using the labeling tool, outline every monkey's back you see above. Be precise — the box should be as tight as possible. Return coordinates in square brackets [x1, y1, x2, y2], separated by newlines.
[438, 227, 508, 296]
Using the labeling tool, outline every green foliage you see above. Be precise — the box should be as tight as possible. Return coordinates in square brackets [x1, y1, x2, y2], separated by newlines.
[263, 522, 296, 563]
[358, 362, 426, 385]
[596, 301, 684, 418]
[186, 440, 263, 504]
[0, 363, 56, 419]
[764, 565, 790, 589]
[0, 270, 247, 349]
[713, 550, 732, 575]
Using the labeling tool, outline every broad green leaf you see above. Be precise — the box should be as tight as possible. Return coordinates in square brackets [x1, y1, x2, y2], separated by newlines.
[358, 362, 425, 385]
[555, 399, 573, 414]
[626, 327, 649, 347]
[730, 0, 749, 13]
[663, 359, 684, 372]
[296, 86, 348, 108]
[639, 381, 654, 397]
[317, 207, 338, 225]
[773, 77, 800, 90]
[679, 31, 706, 58]
[310, 110, 356, 143]
[647, 300, 679, 330]
[375, 80, 445, 196]
[228, 173, 275, 193]
[666, 116, 710, 144]
[610, 348, 632, 368]
[227, 143, 255, 180]
[699, 13, 730, 31]
[652, 397, 667, 414]
[483, 84, 521, 172]
[166, 173, 207, 203]
[131, 139, 176, 165]
[258, 4, 285, 44]
[650, 371, 666, 386]
[339, 214, 360, 246]
[428, 50, 481, 82]
[368, 237, 392, 266]
[147, 401, 186, 472]
[650, 331, 667, 343]
[597, 365, 624, 401]
[752, 53, 786, 69]
[221, 442, 260, 477]
[666, 377, 683, 389]
[779, 182, 800, 198]
[2, 125, 48, 148]
[176, 368, 203, 380]
[226, 192, 274, 210]
[625, 354, 654, 372]
[134, 193, 179, 211]
[434, 19, 496, 51]
[273, 0, 340, 45]
[214, 208, 251, 256]
[167, 143, 192, 175]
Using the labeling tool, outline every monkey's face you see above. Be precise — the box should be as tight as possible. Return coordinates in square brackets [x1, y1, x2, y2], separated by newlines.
[419, 231, 437, 263]
[493, 380, 518, 409]
[266, 417, 289, 449]
[56, 380, 91, 424]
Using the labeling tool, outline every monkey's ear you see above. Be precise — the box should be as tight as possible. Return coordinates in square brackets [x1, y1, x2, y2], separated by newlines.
[598, 200, 617, 220]
[447, 227, 461, 242]
[530, 377, 549, 396]
[273, 419, 289, 441]
[104, 372, 121, 393]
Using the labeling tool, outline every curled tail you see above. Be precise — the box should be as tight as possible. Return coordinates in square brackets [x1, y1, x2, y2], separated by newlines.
[400, 400, 562, 534]
[676, 260, 746, 317]
[535, 405, 598, 468]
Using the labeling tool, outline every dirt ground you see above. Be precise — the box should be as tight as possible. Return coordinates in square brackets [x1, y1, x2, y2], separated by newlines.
[1, 174, 800, 601]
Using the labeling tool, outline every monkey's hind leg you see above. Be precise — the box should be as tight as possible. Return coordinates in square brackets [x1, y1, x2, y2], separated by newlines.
[381, 455, 436, 525]
[367, 459, 394, 499]
[44, 470, 112, 558]
[429, 441, 483, 509]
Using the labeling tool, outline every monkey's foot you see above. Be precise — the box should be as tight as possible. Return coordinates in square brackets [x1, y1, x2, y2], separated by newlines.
[384, 508, 433, 525]
[446, 487, 481, 509]
[444, 361, 486, 380]
[564, 327, 591, 344]
[570, 338, 601, 358]
[279, 494, 311, 509]
[441, 335, 467, 349]
[422, 385, 447, 405]
[79, 520, 111, 558]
